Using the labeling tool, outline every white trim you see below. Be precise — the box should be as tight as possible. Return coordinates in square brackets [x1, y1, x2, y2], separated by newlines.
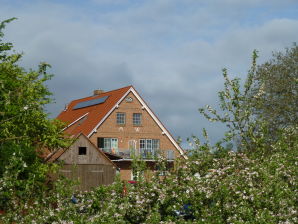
[130, 88, 187, 159]
[62, 112, 89, 131]
[88, 87, 187, 159]
[87, 88, 131, 137]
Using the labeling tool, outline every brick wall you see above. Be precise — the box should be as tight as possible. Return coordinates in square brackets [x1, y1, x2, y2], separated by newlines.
[89, 92, 180, 158]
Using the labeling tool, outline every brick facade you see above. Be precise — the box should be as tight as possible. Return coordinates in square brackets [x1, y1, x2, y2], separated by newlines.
[89, 92, 180, 180]
[57, 86, 185, 182]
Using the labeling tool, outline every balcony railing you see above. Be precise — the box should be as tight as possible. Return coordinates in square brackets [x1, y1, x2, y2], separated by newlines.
[100, 148, 174, 160]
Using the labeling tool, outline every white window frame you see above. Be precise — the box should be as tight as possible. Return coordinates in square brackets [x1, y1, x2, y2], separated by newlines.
[103, 138, 118, 153]
[140, 139, 159, 157]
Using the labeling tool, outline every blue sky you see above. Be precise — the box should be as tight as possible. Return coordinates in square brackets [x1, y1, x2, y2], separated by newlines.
[1, 0, 298, 147]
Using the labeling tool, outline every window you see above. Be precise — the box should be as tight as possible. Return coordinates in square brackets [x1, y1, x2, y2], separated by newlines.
[152, 139, 160, 150]
[131, 170, 144, 181]
[155, 162, 173, 176]
[97, 137, 118, 154]
[116, 112, 125, 125]
[167, 150, 175, 160]
[140, 139, 159, 158]
[133, 113, 142, 125]
[78, 147, 87, 155]
[140, 139, 159, 150]
[155, 164, 168, 176]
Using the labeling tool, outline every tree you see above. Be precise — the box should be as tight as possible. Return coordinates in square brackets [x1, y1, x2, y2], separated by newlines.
[0, 18, 67, 151]
[199, 46, 298, 150]
[0, 18, 72, 215]
[198, 51, 266, 151]
[251, 44, 298, 137]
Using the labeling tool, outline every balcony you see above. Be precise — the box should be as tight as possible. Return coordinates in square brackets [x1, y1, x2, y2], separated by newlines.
[100, 148, 174, 160]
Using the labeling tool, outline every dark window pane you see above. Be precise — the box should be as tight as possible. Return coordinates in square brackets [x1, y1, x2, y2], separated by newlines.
[78, 147, 87, 155]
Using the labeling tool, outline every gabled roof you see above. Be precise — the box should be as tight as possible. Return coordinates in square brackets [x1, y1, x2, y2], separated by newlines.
[57, 86, 187, 159]
[46, 133, 117, 167]
[57, 86, 132, 137]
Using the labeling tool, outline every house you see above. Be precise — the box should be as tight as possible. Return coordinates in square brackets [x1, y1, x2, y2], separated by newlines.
[46, 133, 117, 191]
[56, 86, 186, 181]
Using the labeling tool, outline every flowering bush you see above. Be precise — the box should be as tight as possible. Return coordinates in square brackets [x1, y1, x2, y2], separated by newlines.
[1, 20, 297, 223]
[1, 127, 297, 223]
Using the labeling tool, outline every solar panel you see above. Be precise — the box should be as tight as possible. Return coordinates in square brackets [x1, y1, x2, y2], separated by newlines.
[73, 95, 109, 110]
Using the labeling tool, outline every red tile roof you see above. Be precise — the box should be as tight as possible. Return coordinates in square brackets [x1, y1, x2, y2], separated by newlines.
[57, 86, 132, 137]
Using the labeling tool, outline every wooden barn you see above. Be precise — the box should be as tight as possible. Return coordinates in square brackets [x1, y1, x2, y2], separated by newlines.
[46, 133, 117, 191]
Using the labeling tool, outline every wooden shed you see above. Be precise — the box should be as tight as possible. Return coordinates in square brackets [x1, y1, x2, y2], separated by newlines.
[47, 134, 117, 191]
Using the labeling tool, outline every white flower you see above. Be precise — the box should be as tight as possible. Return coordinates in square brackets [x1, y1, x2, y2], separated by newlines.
[194, 173, 201, 179]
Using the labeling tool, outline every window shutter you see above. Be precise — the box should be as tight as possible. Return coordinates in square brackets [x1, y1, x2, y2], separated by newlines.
[97, 137, 104, 148]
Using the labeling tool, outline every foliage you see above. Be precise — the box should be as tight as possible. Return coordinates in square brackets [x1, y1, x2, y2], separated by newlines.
[0, 18, 73, 222]
[250, 44, 298, 139]
[0, 18, 70, 175]
[199, 50, 269, 151]
[1, 127, 297, 223]
[0, 18, 67, 151]
[0, 19, 297, 223]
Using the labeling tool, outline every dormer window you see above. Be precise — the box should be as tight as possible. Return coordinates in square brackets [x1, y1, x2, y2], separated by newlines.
[78, 147, 87, 155]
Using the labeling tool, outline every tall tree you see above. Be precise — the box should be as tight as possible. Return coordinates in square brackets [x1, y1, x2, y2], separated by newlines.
[199, 46, 298, 151]
[0, 18, 68, 175]
[251, 44, 298, 136]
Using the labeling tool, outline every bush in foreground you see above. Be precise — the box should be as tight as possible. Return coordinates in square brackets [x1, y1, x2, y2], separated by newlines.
[1, 19, 297, 223]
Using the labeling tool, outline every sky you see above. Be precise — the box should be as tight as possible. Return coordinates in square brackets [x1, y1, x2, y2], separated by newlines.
[1, 0, 298, 147]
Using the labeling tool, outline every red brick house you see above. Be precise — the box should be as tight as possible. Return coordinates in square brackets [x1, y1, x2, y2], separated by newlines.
[57, 86, 186, 181]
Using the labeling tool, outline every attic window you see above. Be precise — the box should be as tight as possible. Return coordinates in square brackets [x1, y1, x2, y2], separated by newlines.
[125, 97, 133, 102]
[78, 147, 87, 155]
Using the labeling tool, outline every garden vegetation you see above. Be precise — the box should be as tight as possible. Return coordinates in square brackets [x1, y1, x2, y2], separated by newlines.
[0, 19, 297, 223]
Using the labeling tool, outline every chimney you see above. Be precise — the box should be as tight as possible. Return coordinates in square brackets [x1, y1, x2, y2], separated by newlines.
[93, 89, 104, 95]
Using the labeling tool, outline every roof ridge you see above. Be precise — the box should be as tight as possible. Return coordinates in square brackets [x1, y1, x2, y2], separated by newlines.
[70, 85, 133, 102]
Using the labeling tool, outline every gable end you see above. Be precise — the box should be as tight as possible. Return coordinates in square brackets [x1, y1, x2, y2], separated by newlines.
[88, 87, 187, 159]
